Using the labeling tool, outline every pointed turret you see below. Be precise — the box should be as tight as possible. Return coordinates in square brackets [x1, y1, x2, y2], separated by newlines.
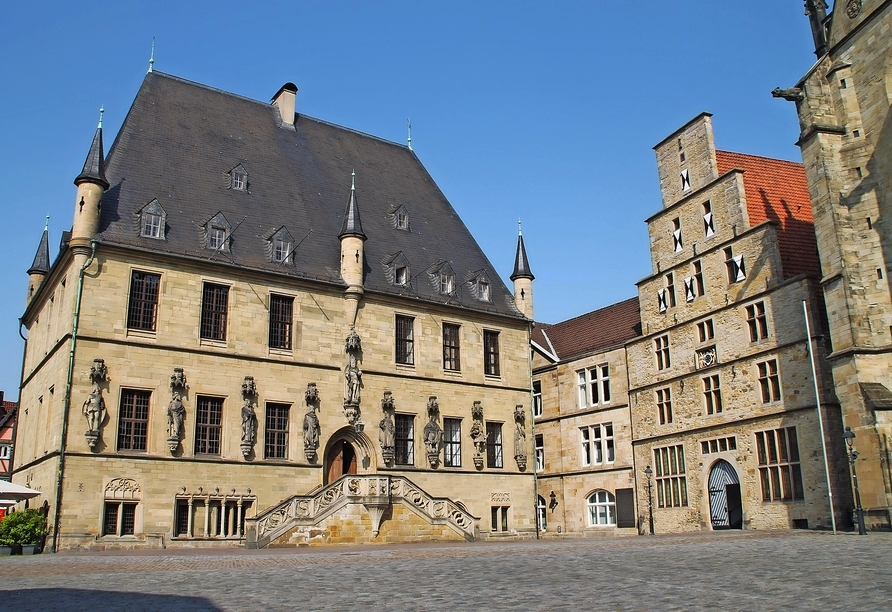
[804, 0, 829, 58]
[510, 223, 534, 319]
[26, 221, 51, 304]
[71, 110, 108, 250]
[339, 171, 366, 327]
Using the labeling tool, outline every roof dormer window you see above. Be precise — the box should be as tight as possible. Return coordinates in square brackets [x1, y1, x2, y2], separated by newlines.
[203, 212, 232, 252]
[265, 226, 294, 264]
[441, 273, 455, 294]
[209, 227, 227, 250]
[428, 261, 456, 296]
[389, 205, 411, 231]
[273, 239, 291, 263]
[228, 164, 248, 191]
[468, 270, 493, 303]
[383, 252, 412, 288]
[395, 266, 409, 286]
[137, 199, 167, 240]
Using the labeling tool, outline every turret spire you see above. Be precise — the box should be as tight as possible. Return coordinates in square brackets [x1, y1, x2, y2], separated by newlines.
[148, 37, 155, 73]
[339, 170, 366, 239]
[510, 222, 534, 281]
[510, 222, 535, 319]
[74, 114, 109, 190]
[27, 220, 51, 276]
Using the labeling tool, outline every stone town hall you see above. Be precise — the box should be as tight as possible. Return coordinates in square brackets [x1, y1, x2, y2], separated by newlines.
[15, 71, 537, 550]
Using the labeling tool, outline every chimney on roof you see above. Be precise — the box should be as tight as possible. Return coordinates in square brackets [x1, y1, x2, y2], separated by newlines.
[272, 83, 297, 130]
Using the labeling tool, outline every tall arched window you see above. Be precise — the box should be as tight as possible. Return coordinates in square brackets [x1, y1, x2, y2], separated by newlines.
[587, 490, 616, 526]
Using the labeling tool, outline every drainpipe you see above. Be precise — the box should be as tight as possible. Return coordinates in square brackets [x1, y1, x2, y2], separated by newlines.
[51, 240, 97, 553]
[527, 319, 539, 540]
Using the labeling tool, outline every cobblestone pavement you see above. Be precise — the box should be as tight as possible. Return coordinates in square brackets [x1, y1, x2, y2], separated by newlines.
[1, 530, 891, 611]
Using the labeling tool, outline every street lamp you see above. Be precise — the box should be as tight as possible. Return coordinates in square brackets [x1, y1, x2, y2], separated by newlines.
[644, 465, 655, 535]
[843, 427, 867, 535]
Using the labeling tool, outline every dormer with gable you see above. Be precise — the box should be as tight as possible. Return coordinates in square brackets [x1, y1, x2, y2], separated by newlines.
[264, 226, 294, 264]
[202, 212, 232, 252]
[136, 199, 168, 240]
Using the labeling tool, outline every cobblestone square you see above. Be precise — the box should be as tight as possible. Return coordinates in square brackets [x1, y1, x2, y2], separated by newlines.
[1, 531, 890, 611]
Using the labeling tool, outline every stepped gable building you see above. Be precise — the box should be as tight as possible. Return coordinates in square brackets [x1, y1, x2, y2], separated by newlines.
[780, 0, 892, 530]
[14, 71, 536, 551]
[531, 298, 641, 535]
[628, 113, 849, 532]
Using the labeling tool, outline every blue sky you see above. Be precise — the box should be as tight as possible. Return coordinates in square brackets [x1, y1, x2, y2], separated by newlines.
[0, 1, 823, 399]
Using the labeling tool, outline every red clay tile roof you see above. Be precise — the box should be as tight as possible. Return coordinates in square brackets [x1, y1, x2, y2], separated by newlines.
[716, 151, 820, 279]
[533, 297, 641, 362]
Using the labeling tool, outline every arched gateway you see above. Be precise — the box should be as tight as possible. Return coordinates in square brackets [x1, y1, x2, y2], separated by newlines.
[708, 459, 743, 530]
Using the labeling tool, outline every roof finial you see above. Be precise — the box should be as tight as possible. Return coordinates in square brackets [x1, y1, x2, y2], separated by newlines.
[148, 37, 155, 73]
[351, 169, 356, 191]
[407, 119, 412, 151]
[518, 219, 522, 236]
[45, 215, 50, 231]
[98, 106, 104, 129]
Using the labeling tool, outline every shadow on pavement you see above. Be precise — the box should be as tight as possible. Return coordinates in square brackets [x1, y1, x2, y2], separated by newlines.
[0, 588, 222, 611]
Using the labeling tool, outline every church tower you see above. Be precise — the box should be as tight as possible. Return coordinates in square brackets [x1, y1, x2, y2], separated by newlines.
[339, 171, 366, 327]
[26, 221, 50, 305]
[70, 111, 109, 255]
[510, 225, 534, 319]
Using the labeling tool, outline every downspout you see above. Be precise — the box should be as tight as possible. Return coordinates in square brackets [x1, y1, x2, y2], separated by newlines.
[51, 240, 97, 553]
[527, 319, 539, 539]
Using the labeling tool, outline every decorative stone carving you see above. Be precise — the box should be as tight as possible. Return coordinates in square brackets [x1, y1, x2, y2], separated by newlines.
[379, 391, 395, 465]
[771, 86, 804, 102]
[303, 383, 321, 463]
[470, 401, 486, 470]
[423, 396, 443, 468]
[105, 478, 141, 499]
[514, 405, 527, 472]
[240, 376, 258, 459]
[697, 346, 717, 369]
[343, 330, 363, 425]
[170, 367, 188, 391]
[83, 358, 108, 449]
[167, 368, 188, 453]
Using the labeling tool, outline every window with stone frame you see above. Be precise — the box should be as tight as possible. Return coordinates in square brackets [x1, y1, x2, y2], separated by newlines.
[703, 374, 723, 415]
[264, 403, 290, 459]
[692, 260, 705, 298]
[395, 414, 415, 465]
[656, 387, 673, 425]
[665, 273, 676, 308]
[532, 380, 543, 418]
[672, 218, 683, 253]
[697, 318, 715, 343]
[580, 423, 614, 466]
[577, 365, 610, 408]
[442, 322, 461, 371]
[746, 301, 769, 342]
[491, 506, 509, 532]
[127, 271, 161, 331]
[483, 330, 500, 377]
[268, 294, 294, 350]
[535, 434, 544, 472]
[701, 436, 737, 454]
[117, 389, 150, 451]
[703, 201, 715, 237]
[653, 444, 687, 507]
[200, 283, 229, 341]
[755, 427, 804, 502]
[655, 335, 671, 370]
[395, 315, 415, 365]
[103, 502, 138, 537]
[681, 168, 691, 192]
[587, 490, 616, 526]
[486, 422, 503, 468]
[724, 247, 746, 283]
[757, 359, 781, 403]
[194, 396, 224, 455]
[443, 418, 461, 467]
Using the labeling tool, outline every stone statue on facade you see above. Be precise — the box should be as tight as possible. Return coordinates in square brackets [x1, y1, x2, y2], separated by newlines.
[423, 396, 443, 468]
[343, 330, 363, 425]
[167, 392, 185, 446]
[304, 407, 320, 462]
[470, 401, 487, 470]
[514, 405, 527, 471]
[83, 358, 108, 449]
[380, 391, 395, 465]
[241, 399, 257, 444]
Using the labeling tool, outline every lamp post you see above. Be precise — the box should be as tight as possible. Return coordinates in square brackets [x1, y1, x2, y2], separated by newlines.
[843, 427, 867, 535]
[644, 465, 655, 535]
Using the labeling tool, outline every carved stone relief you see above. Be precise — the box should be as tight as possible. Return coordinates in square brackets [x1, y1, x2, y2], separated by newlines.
[514, 405, 527, 471]
[240, 376, 258, 459]
[423, 396, 443, 468]
[379, 391, 395, 466]
[83, 358, 108, 449]
[343, 330, 363, 425]
[470, 401, 486, 470]
[303, 383, 321, 463]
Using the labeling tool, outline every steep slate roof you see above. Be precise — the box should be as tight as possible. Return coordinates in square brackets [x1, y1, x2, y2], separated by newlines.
[98, 72, 521, 319]
[533, 297, 641, 362]
[716, 151, 820, 279]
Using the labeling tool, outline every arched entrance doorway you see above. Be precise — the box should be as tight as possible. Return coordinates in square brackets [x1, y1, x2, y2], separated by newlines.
[326, 440, 357, 484]
[708, 459, 742, 530]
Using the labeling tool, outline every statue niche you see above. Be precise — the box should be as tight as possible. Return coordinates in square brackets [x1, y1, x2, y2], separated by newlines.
[83, 358, 108, 450]
[240, 376, 258, 459]
[343, 329, 363, 425]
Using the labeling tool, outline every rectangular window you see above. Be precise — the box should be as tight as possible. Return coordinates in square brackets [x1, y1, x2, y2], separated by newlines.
[194, 396, 223, 455]
[535, 434, 544, 472]
[701, 436, 737, 454]
[532, 381, 543, 418]
[486, 422, 503, 468]
[746, 301, 769, 342]
[758, 359, 781, 403]
[269, 294, 294, 350]
[103, 502, 138, 536]
[442, 323, 461, 371]
[395, 414, 415, 465]
[665, 273, 677, 308]
[478, 280, 491, 302]
[656, 387, 673, 425]
[208, 227, 227, 251]
[264, 403, 290, 459]
[697, 319, 715, 343]
[395, 315, 415, 365]
[580, 423, 614, 466]
[395, 266, 409, 285]
[756, 427, 804, 501]
[653, 445, 688, 508]
[273, 239, 292, 263]
[127, 271, 161, 331]
[200, 283, 229, 341]
[0, 446, 9, 460]
[440, 273, 454, 294]
[491, 506, 509, 532]
[117, 389, 150, 451]
[483, 330, 500, 377]
[576, 365, 610, 408]
[672, 218, 683, 253]
[693, 260, 704, 297]
[725, 247, 746, 283]
[655, 335, 671, 370]
[443, 418, 461, 467]
[703, 374, 723, 415]
[142, 213, 162, 238]
[703, 201, 715, 237]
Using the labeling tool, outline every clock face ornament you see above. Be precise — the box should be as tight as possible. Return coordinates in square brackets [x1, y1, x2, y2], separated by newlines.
[846, 0, 862, 19]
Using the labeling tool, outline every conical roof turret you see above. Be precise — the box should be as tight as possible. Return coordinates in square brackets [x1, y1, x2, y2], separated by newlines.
[338, 170, 366, 240]
[510, 228, 534, 281]
[74, 116, 109, 189]
[27, 224, 50, 276]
